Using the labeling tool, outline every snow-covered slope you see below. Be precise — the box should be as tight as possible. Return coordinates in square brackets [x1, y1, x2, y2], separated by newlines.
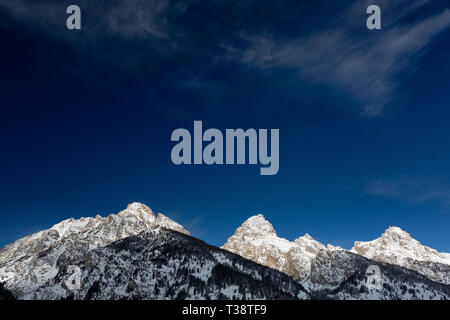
[304, 249, 450, 300]
[222, 215, 295, 272]
[2, 206, 450, 300]
[351, 227, 450, 284]
[0, 202, 189, 298]
[223, 215, 450, 289]
[222, 215, 326, 280]
[17, 229, 309, 300]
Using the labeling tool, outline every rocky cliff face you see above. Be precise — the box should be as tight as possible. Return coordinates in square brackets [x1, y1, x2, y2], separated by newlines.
[1, 205, 450, 300]
[222, 215, 295, 274]
[351, 227, 450, 284]
[0, 202, 189, 298]
[222, 215, 330, 281]
[223, 215, 450, 288]
[28, 228, 308, 300]
[305, 249, 450, 300]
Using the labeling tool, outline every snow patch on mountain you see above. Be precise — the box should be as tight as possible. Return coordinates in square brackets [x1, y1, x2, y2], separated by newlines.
[24, 229, 310, 300]
[351, 226, 450, 284]
[2, 206, 450, 300]
[0, 202, 189, 297]
[222, 215, 327, 280]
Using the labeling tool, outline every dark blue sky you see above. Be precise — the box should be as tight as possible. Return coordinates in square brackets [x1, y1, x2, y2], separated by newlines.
[1, 0, 450, 251]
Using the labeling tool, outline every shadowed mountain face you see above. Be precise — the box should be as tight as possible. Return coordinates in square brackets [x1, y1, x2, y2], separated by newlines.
[304, 250, 450, 300]
[24, 229, 309, 300]
[1, 203, 449, 300]
[0, 203, 189, 297]
[222, 214, 329, 281]
[223, 215, 450, 287]
[351, 227, 450, 284]
[0, 282, 15, 300]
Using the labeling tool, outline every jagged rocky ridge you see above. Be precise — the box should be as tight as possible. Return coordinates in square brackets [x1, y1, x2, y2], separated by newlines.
[0, 203, 189, 298]
[223, 214, 450, 290]
[0, 203, 308, 300]
[305, 250, 450, 299]
[30, 228, 309, 300]
[351, 227, 450, 284]
[1, 203, 449, 300]
[222, 215, 332, 281]
[223, 215, 450, 299]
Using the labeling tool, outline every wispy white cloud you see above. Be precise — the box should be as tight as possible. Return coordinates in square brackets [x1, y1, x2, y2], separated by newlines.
[0, 0, 172, 39]
[0, 0, 183, 75]
[365, 175, 450, 206]
[2, 0, 449, 115]
[220, 1, 450, 115]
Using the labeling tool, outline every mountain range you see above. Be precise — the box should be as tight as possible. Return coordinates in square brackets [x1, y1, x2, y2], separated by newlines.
[223, 214, 450, 286]
[1, 202, 449, 300]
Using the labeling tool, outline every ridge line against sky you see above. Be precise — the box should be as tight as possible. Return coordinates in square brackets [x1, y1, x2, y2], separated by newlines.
[0, 0, 450, 252]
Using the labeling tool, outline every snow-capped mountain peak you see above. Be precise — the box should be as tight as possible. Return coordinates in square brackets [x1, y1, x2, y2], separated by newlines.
[381, 226, 413, 241]
[121, 201, 154, 214]
[293, 234, 326, 255]
[222, 215, 294, 275]
[2, 207, 450, 300]
[117, 202, 156, 225]
[351, 226, 450, 284]
[237, 214, 277, 237]
[299, 233, 313, 240]
[351, 226, 450, 265]
[155, 213, 189, 235]
[0, 203, 189, 297]
[223, 216, 328, 281]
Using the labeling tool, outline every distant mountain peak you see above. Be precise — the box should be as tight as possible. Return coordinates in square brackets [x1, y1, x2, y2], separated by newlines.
[118, 202, 155, 224]
[295, 233, 314, 242]
[238, 214, 277, 237]
[125, 202, 154, 213]
[155, 213, 189, 235]
[223, 216, 327, 281]
[303, 233, 313, 240]
[293, 233, 325, 251]
[381, 226, 412, 240]
[351, 226, 450, 284]
[2, 206, 450, 300]
[0, 203, 189, 297]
